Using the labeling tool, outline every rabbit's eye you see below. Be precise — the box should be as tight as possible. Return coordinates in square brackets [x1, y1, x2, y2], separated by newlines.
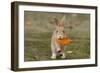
[56, 30, 58, 33]
[63, 31, 65, 33]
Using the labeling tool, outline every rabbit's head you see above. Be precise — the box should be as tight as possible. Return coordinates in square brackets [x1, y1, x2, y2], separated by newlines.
[54, 16, 66, 40]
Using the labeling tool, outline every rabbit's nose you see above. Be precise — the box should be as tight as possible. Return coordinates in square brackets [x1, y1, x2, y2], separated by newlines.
[59, 35, 63, 39]
[59, 36, 62, 38]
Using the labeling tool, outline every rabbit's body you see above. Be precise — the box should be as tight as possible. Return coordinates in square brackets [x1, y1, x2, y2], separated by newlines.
[51, 16, 67, 59]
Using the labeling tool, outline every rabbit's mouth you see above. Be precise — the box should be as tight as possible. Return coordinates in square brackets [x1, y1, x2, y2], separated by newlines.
[58, 38, 63, 40]
[57, 36, 65, 40]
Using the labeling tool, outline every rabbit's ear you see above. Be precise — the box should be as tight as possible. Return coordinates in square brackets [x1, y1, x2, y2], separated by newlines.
[49, 18, 59, 26]
[54, 18, 59, 26]
[59, 16, 65, 26]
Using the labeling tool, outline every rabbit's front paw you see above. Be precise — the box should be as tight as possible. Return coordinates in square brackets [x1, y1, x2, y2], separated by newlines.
[51, 54, 56, 59]
[61, 53, 66, 59]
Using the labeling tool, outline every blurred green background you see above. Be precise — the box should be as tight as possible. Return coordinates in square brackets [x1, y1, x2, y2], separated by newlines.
[24, 11, 90, 62]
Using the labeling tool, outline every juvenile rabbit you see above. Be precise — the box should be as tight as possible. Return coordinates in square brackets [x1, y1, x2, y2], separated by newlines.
[51, 16, 67, 59]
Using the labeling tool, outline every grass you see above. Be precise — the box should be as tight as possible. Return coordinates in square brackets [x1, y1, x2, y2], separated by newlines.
[24, 32, 90, 61]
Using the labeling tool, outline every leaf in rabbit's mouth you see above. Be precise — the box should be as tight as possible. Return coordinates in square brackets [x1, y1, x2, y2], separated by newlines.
[57, 38, 72, 46]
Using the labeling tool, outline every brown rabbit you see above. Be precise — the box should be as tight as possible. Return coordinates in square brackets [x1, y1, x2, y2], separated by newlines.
[51, 16, 67, 59]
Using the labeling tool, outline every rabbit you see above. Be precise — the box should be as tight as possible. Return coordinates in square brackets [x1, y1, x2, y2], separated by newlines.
[51, 16, 67, 59]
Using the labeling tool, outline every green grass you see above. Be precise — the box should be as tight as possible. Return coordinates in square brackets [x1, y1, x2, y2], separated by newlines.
[24, 32, 90, 61]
